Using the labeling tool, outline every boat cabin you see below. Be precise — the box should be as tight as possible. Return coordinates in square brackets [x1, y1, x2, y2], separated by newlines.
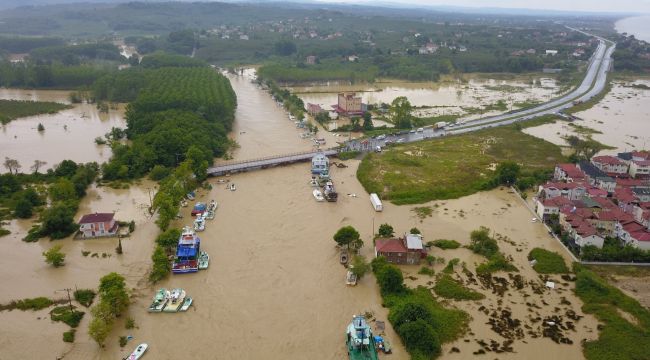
[311, 153, 330, 175]
[172, 227, 201, 273]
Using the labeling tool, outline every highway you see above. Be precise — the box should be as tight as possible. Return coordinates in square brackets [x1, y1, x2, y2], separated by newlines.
[342, 30, 616, 152]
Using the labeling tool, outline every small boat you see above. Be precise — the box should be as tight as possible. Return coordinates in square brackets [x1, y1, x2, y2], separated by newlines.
[346, 267, 357, 286]
[180, 200, 188, 207]
[313, 189, 325, 202]
[162, 288, 186, 313]
[198, 251, 209, 270]
[126, 343, 148, 360]
[191, 202, 207, 216]
[309, 178, 319, 187]
[205, 210, 215, 220]
[382, 339, 392, 354]
[179, 297, 193, 312]
[229, 183, 236, 191]
[194, 216, 206, 232]
[186, 192, 195, 200]
[208, 200, 218, 211]
[147, 289, 168, 313]
[323, 181, 338, 202]
[340, 250, 349, 265]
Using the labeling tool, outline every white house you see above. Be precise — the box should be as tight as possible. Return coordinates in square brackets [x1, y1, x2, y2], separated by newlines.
[629, 160, 650, 178]
[546, 50, 558, 56]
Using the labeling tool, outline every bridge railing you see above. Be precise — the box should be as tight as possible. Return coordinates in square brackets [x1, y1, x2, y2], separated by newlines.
[208, 147, 339, 169]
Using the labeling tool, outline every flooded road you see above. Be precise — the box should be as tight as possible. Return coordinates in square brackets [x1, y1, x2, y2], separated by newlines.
[0, 88, 126, 172]
[523, 80, 650, 153]
[1, 69, 599, 360]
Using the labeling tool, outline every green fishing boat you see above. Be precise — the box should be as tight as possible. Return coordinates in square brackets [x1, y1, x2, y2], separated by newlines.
[198, 251, 209, 270]
[346, 315, 379, 360]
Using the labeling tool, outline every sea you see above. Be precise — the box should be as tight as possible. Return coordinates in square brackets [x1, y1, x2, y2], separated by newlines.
[616, 15, 650, 42]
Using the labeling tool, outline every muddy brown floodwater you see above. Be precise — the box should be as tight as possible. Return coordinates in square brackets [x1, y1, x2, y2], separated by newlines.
[523, 80, 650, 154]
[0, 88, 126, 173]
[1, 69, 600, 360]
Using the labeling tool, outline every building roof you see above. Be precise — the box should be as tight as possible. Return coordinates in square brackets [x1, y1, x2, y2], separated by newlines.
[591, 197, 616, 209]
[631, 151, 650, 160]
[578, 161, 611, 180]
[405, 234, 424, 250]
[615, 187, 637, 203]
[587, 187, 609, 198]
[557, 164, 585, 179]
[79, 212, 114, 224]
[622, 221, 647, 234]
[617, 178, 650, 188]
[542, 196, 573, 208]
[631, 231, 650, 242]
[632, 160, 650, 167]
[375, 238, 407, 254]
[593, 155, 623, 166]
[632, 187, 650, 196]
[595, 208, 633, 222]
[544, 181, 586, 190]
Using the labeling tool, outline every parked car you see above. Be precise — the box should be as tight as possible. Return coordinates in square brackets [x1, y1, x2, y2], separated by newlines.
[376, 134, 386, 140]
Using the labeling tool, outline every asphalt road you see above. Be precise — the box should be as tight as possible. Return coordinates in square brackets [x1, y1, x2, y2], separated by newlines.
[343, 30, 615, 153]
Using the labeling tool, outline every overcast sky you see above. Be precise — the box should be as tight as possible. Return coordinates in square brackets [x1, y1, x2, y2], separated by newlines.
[316, 0, 650, 14]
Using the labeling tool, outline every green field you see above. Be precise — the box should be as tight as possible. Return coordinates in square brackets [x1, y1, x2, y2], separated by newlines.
[357, 126, 564, 204]
[0, 99, 70, 124]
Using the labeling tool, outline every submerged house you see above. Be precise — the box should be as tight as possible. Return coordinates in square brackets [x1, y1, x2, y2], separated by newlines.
[374, 233, 425, 265]
[311, 153, 330, 176]
[78, 212, 118, 238]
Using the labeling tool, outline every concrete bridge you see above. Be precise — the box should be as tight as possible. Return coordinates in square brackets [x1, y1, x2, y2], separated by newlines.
[207, 148, 339, 176]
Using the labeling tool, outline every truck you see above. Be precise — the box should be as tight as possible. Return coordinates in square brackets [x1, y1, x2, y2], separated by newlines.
[434, 121, 447, 129]
[370, 193, 383, 212]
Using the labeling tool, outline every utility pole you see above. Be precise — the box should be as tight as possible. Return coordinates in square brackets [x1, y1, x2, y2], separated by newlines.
[57, 288, 74, 312]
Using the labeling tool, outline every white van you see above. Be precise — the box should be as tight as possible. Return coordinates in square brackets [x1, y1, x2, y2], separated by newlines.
[370, 193, 383, 211]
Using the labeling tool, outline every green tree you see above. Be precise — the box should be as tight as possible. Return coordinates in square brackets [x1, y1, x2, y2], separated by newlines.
[389, 96, 412, 129]
[149, 245, 170, 283]
[362, 112, 374, 131]
[155, 228, 181, 253]
[98, 272, 129, 317]
[333, 226, 360, 249]
[43, 245, 66, 267]
[88, 316, 111, 346]
[185, 145, 209, 181]
[274, 39, 297, 56]
[495, 161, 520, 186]
[397, 319, 441, 358]
[350, 255, 370, 280]
[409, 227, 421, 235]
[377, 264, 404, 294]
[49, 178, 77, 202]
[468, 226, 499, 258]
[14, 198, 33, 218]
[40, 202, 77, 239]
[149, 165, 171, 181]
[378, 223, 394, 238]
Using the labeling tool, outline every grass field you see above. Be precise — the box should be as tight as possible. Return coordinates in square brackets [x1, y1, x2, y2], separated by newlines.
[0, 100, 71, 124]
[357, 125, 564, 204]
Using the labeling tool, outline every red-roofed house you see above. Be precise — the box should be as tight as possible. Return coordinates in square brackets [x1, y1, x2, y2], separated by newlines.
[307, 103, 324, 116]
[538, 182, 586, 201]
[587, 187, 608, 198]
[629, 160, 650, 178]
[631, 151, 650, 161]
[375, 235, 424, 265]
[592, 156, 628, 175]
[617, 221, 650, 250]
[535, 196, 573, 220]
[554, 164, 585, 182]
[78, 212, 118, 238]
[574, 224, 605, 248]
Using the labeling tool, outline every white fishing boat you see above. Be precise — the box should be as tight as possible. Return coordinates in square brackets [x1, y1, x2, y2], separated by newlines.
[205, 210, 215, 220]
[180, 297, 193, 312]
[346, 267, 357, 286]
[126, 343, 148, 360]
[162, 288, 186, 313]
[208, 200, 218, 211]
[228, 183, 236, 191]
[313, 189, 325, 202]
[147, 289, 168, 312]
[198, 251, 209, 270]
[193, 216, 206, 232]
[180, 200, 188, 207]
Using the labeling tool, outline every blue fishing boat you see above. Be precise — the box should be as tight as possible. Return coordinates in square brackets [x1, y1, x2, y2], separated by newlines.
[172, 227, 201, 274]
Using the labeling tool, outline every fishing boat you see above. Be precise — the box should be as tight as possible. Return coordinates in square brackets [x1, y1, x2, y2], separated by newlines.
[346, 266, 357, 286]
[193, 216, 206, 232]
[205, 209, 215, 220]
[180, 200, 188, 207]
[162, 288, 186, 312]
[180, 297, 193, 312]
[191, 202, 207, 216]
[313, 189, 325, 202]
[126, 343, 148, 360]
[309, 177, 319, 187]
[229, 183, 236, 191]
[198, 251, 209, 270]
[186, 191, 195, 200]
[323, 181, 338, 202]
[172, 227, 201, 274]
[208, 200, 218, 211]
[346, 315, 379, 360]
[340, 250, 349, 265]
[147, 289, 168, 313]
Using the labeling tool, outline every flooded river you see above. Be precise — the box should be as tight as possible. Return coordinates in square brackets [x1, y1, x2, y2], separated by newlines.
[0, 88, 126, 172]
[1, 70, 599, 359]
[523, 80, 650, 153]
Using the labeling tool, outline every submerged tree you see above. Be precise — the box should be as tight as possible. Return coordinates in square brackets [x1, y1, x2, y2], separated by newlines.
[43, 245, 66, 267]
[333, 226, 361, 249]
[389, 96, 412, 129]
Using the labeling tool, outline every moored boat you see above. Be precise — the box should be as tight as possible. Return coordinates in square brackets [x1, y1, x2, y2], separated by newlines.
[340, 250, 349, 265]
[147, 289, 168, 312]
[205, 210, 215, 220]
[346, 315, 379, 360]
[346, 267, 357, 286]
[194, 216, 206, 232]
[323, 181, 338, 202]
[172, 226, 201, 274]
[191, 202, 207, 216]
[162, 288, 186, 313]
[313, 189, 325, 202]
[180, 297, 193, 312]
[208, 200, 218, 211]
[229, 183, 236, 191]
[126, 343, 148, 360]
[198, 251, 209, 270]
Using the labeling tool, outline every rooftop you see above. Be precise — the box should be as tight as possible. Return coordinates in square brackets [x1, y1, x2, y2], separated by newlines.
[375, 238, 407, 253]
[405, 234, 424, 250]
[593, 155, 623, 166]
[79, 212, 115, 224]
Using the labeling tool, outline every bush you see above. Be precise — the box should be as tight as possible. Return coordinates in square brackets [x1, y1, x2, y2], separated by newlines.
[418, 267, 435, 276]
[125, 317, 135, 329]
[149, 165, 171, 181]
[350, 255, 370, 280]
[378, 223, 394, 238]
[476, 253, 518, 275]
[43, 245, 66, 267]
[74, 289, 96, 307]
[433, 274, 485, 300]
[50, 306, 85, 328]
[528, 248, 569, 274]
[63, 329, 75, 343]
[374, 260, 405, 295]
[337, 151, 361, 160]
[468, 227, 499, 258]
[155, 228, 181, 253]
[397, 319, 441, 359]
[119, 335, 128, 347]
[442, 258, 460, 274]
[430, 239, 460, 250]
[8, 297, 54, 311]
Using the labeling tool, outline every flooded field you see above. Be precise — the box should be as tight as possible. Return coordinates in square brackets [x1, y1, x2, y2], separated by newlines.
[523, 80, 650, 153]
[0, 88, 126, 172]
[1, 69, 600, 360]
[289, 75, 562, 125]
